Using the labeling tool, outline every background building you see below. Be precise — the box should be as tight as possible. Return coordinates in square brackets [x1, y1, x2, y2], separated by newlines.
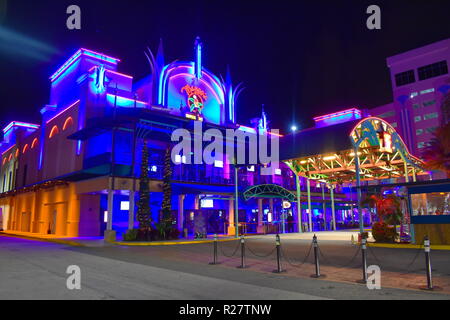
[371, 38, 450, 161]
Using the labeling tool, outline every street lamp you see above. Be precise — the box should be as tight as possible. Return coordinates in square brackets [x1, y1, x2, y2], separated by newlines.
[291, 125, 298, 132]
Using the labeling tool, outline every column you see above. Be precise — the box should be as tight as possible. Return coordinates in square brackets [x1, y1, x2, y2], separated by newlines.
[257, 198, 264, 233]
[107, 189, 114, 231]
[295, 175, 303, 233]
[307, 178, 312, 232]
[354, 146, 364, 234]
[330, 184, 336, 231]
[404, 162, 409, 183]
[194, 195, 200, 210]
[412, 166, 417, 182]
[321, 183, 326, 231]
[177, 194, 185, 231]
[227, 198, 235, 236]
[128, 190, 135, 231]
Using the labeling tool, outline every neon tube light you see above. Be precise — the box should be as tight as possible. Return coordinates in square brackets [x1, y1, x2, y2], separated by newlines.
[50, 49, 120, 82]
[314, 108, 361, 122]
[88, 66, 133, 79]
[1, 144, 16, 155]
[46, 100, 80, 124]
[3, 122, 40, 134]
[106, 94, 148, 106]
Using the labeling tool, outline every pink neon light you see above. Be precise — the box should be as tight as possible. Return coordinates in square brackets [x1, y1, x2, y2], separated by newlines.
[314, 108, 361, 122]
[106, 94, 148, 105]
[1, 144, 16, 155]
[3, 121, 40, 134]
[81, 48, 120, 63]
[46, 100, 80, 124]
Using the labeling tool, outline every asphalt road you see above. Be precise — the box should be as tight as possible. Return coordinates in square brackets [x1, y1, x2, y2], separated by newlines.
[0, 235, 449, 300]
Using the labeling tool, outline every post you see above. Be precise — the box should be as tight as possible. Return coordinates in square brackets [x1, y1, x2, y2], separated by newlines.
[295, 175, 303, 233]
[358, 236, 368, 283]
[178, 194, 185, 232]
[273, 234, 284, 273]
[257, 198, 264, 234]
[354, 146, 364, 235]
[237, 235, 247, 268]
[311, 234, 324, 278]
[234, 166, 239, 238]
[421, 236, 434, 290]
[107, 188, 114, 231]
[330, 184, 336, 231]
[128, 190, 135, 230]
[307, 178, 312, 232]
[209, 234, 220, 265]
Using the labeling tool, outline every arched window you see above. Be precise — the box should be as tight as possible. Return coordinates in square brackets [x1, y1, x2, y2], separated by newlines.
[63, 117, 74, 131]
[22, 144, 29, 154]
[8, 154, 12, 161]
[2, 158, 6, 166]
[31, 138, 38, 149]
[49, 125, 59, 139]
[15, 149, 19, 157]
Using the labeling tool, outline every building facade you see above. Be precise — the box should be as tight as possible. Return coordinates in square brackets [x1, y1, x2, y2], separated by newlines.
[1, 39, 363, 239]
[371, 38, 450, 160]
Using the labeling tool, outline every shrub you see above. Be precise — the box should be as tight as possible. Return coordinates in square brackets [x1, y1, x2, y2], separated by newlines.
[372, 222, 397, 243]
[123, 229, 138, 241]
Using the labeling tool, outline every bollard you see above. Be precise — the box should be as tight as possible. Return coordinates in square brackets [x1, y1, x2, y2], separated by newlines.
[421, 236, 434, 290]
[310, 234, 325, 278]
[209, 234, 220, 265]
[357, 236, 368, 284]
[237, 235, 248, 269]
[273, 234, 285, 273]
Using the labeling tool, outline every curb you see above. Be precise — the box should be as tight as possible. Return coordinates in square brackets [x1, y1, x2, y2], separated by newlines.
[367, 242, 450, 251]
[0, 232, 85, 247]
[114, 238, 240, 246]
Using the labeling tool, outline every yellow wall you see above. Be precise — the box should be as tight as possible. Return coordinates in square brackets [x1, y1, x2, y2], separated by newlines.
[414, 224, 450, 245]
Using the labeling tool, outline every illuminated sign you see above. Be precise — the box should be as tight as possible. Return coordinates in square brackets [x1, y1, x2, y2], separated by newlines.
[181, 85, 207, 115]
[378, 131, 393, 153]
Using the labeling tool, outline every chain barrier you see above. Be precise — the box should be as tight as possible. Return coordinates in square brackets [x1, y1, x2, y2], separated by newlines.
[280, 241, 313, 268]
[400, 238, 425, 275]
[246, 242, 277, 258]
[318, 243, 362, 269]
[217, 240, 241, 258]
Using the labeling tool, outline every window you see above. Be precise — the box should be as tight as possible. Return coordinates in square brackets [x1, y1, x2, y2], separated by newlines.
[414, 116, 422, 122]
[426, 127, 438, 134]
[423, 112, 438, 120]
[411, 192, 450, 216]
[214, 160, 224, 168]
[22, 144, 29, 154]
[120, 201, 129, 211]
[418, 142, 430, 149]
[416, 129, 423, 136]
[391, 122, 397, 128]
[395, 70, 415, 87]
[413, 103, 421, 109]
[420, 88, 435, 95]
[423, 100, 436, 107]
[418, 60, 448, 81]
[379, 111, 396, 118]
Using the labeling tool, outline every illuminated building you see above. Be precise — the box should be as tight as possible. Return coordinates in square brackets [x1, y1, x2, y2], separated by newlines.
[0, 39, 425, 240]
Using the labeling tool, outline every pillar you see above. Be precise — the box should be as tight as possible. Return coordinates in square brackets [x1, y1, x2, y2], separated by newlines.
[354, 146, 364, 234]
[178, 194, 185, 231]
[105, 187, 116, 242]
[227, 198, 235, 236]
[330, 184, 336, 231]
[307, 178, 312, 232]
[194, 195, 200, 210]
[321, 183, 326, 231]
[412, 166, 417, 182]
[128, 190, 135, 231]
[404, 162, 410, 183]
[295, 175, 302, 233]
[257, 198, 264, 233]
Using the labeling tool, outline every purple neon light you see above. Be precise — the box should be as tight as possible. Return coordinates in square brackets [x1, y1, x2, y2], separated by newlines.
[3, 121, 40, 134]
[50, 49, 120, 83]
[314, 108, 361, 122]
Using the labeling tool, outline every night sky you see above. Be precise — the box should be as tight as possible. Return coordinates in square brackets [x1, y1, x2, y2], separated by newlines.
[0, 0, 449, 134]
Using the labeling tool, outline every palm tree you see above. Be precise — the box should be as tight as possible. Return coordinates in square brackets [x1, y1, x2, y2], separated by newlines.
[421, 122, 450, 178]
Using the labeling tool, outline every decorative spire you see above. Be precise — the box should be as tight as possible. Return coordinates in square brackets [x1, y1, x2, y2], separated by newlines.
[156, 38, 165, 71]
[194, 36, 202, 79]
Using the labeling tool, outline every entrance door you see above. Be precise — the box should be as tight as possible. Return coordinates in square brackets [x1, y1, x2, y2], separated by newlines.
[21, 212, 31, 232]
[49, 210, 57, 235]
